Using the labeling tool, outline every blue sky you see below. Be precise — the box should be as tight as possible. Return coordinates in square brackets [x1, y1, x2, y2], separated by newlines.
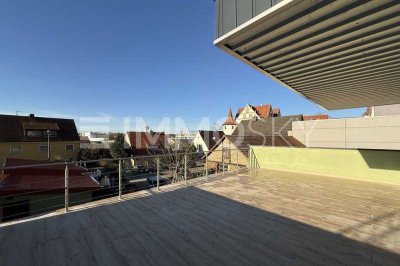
[0, 1, 363, 132]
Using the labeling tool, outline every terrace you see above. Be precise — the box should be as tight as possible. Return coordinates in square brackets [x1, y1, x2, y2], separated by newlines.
[1, 167, 399, 265]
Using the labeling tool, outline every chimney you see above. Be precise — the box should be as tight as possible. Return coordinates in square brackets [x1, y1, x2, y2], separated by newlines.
[29, 114, 35, 119]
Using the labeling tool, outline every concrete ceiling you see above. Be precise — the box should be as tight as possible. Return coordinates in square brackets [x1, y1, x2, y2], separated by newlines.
[214, 0, 400, 110]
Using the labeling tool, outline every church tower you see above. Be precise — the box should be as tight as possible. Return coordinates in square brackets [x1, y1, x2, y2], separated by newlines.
[222, 107, 237, 135]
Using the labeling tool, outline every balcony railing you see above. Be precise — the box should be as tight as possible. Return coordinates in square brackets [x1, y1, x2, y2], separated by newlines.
[0, 149, 249, 223]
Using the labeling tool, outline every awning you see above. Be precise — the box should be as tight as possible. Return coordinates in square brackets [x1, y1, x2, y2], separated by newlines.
[214, 0, 400, 110]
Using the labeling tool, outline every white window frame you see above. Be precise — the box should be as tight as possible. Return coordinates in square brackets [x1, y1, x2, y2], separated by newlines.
[65, 144, 74, 151]
[27, 130, 43, 137]
[10, 145, 22, 154]
[38, 144, 49, 153]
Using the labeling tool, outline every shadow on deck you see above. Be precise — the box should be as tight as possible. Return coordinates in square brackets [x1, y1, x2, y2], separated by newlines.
[0, 173, 399, 265]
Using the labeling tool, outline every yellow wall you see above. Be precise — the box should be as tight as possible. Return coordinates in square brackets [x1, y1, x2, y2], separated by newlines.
[251, 146, 400, 185]
[0, 141, 80, 165]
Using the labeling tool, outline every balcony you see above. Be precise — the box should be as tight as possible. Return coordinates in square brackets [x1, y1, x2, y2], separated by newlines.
[214, 0, 400, 110]
[1, 167, 399, 264]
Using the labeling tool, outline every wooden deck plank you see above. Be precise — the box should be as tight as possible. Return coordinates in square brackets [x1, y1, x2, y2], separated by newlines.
[0, 168, 399, 265]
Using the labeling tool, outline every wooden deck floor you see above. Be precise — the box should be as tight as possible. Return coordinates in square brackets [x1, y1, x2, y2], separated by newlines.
[0, 169, 399, 265]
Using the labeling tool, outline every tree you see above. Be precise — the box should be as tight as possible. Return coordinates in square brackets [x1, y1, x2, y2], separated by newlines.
[110, 133, 127, 159]
[159, 144, 199, 183]
[79, 148, 100, 161]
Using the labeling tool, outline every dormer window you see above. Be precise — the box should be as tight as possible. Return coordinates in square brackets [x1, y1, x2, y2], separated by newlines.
[26, 130, 57, 138]
[26, 130, 42, 137]
[44, 131, 57, 137]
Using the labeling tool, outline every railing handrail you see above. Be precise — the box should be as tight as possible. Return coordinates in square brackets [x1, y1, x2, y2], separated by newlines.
[0, 147, 249, 223]
[0, 148, 246, 171]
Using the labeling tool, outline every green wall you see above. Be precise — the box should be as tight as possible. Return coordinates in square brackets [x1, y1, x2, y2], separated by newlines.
[251, 146, 400, 185]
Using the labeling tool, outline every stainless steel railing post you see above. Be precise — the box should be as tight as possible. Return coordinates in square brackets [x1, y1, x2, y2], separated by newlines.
[184, 154, 187, 185]
[222, 150, 225, 176]
[248, 149, 251, 169]
[157, 157, 160, 190]
[65, 164, 69, 212]
[118, 159, 122, 200]
[205, 153, 208, 182]
[236, 149, 239, 176]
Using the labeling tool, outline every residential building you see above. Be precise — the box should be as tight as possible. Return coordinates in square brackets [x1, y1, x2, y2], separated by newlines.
[363, 104, 400, 117]
[303, 114, 329, 121]
[222, 107, 237, 135]
[0, 114, 80, 165]
[80, 135, 90, 145]
[235, 103, 280, 124]
[0, 158, 99, 221]
[167, 137, 193, 151]
[207, 115, 304, 171]
[79, 135, 112, 158]
[174, 132, 196, 140]
[125, 131, 167, 156]
[272, 108, 281, 117]
[81, 132, 109, 142]
[167, 132, 196, 150]
[192, 130, 224, 153]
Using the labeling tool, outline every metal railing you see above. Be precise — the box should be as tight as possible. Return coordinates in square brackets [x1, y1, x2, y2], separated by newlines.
[0, 148, 249, 222]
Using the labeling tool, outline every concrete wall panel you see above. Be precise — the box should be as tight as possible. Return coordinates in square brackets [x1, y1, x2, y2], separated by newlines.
[292, 116, 400, 150]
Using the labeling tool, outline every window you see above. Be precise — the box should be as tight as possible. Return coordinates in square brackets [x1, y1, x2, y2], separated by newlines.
[44, 131, 57, 137]
[10, 146, 22, 154]
[38, 145, 48, 152]
[224, 149, 231, 160]
[28, 130, 57, 138]
[65, 144, 74, 151]
[27, 130, 42, 137]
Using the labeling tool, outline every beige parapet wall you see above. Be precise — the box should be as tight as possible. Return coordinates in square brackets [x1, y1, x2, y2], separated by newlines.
[291, 115, 400, 150]
[250, 146, 400, 185]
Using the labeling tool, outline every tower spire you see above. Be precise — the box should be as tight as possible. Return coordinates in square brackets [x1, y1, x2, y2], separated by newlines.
[222, 107, 237, 136]
[223, 107, 237, 126]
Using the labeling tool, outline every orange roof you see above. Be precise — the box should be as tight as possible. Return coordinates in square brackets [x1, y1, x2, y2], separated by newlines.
[223, 108, 237, 126]
[127, 131, 166, 153]
[272, 108, 280, 115]
[0, 158, 99, 195]
[303, 114, 329, 121]
[236, 104, 273, 118]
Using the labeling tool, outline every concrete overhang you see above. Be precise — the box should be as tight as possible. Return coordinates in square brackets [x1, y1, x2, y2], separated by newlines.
[214, 0, 400, 110]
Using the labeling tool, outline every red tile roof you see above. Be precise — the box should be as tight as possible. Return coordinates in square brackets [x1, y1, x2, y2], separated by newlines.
[236, 104, 273, 119]
[0, 158, 99, 196]
[303, 115, 329, 121]
[272, 108, 281, 116]
[127, 131, 167, 155]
